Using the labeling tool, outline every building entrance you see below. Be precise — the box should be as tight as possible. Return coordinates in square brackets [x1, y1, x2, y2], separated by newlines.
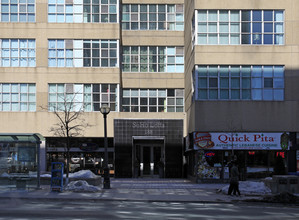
[133, 139, 164, 178]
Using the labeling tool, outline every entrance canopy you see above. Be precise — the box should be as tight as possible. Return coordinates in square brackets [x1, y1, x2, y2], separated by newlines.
[0, 133, 43, 189]
[0, 133, 43, 143]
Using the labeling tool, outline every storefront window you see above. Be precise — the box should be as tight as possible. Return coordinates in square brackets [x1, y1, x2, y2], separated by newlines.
[46, 137, 114, 176]
[196, 150, 221, 179]
[0, 134, 41, 189]
[0, 142, 38, 174]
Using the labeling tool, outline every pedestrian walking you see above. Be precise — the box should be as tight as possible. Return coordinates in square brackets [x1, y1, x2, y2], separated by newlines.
[228, 161, 241, 196]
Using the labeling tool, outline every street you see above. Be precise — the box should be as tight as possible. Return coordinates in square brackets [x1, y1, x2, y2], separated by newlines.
[0, 199, 298, 220]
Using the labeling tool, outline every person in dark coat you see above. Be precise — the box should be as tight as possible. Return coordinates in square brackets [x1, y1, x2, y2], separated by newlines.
[228, 161, 241, 196]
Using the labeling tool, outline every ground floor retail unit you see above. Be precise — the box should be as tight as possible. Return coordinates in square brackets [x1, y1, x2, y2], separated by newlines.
[185, 132, 299, 182]
[2, 126, 298, 181]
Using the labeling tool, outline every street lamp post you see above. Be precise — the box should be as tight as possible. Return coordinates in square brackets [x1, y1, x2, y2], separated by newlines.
[100, 104, 111, 189]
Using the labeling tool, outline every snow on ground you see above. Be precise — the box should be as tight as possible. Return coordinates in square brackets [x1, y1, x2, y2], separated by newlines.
[220, 181, 271, 195]
[64, 180, 101, 192]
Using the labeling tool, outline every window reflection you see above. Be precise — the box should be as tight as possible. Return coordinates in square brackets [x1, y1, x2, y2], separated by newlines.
[195, 65, 284, 101]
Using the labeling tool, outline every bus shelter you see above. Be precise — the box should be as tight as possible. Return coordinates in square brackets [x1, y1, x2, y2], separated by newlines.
[0, 133, 42, 189]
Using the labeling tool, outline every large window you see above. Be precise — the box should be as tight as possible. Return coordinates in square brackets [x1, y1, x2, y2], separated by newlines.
[48, 83, 118, 112]
[122, 4, 184, 31]
[48, 0, 118, 23]
[122, 46, 184, 73]
[122, 88, 184, 112]
[194, 65, 284, 101]
[0, 39, 36, 67]
[0, 0, 35, 22]
[48, 39, 118, 67]
[194, 10, 284, 45]
[0, 83, 36, 111]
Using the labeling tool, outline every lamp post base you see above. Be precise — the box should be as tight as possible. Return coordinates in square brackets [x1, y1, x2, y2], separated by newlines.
[103, 167, 110, 189]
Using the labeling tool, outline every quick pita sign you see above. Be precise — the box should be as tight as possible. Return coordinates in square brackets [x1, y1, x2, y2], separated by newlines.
[194, 132, 286, 150]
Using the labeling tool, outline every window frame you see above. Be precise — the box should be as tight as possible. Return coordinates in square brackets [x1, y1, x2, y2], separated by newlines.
[0, 0, 35, 23]
[0, 39, 36, 67]
[0, 83, 36, 112]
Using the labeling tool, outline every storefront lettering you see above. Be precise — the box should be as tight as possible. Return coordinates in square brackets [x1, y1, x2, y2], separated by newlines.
[193, 132, 283, 150]
[218, 134, 250, 143]
[218, 134, 275, 144]
[132, 121, 165, 129]
[254, 135, 275, 142]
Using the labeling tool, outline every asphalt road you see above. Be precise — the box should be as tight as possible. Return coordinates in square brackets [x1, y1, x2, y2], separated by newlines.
[0, 199, 298, 220]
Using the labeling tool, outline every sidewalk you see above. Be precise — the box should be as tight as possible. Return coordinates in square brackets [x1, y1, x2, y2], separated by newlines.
[0, 178, 263, 203]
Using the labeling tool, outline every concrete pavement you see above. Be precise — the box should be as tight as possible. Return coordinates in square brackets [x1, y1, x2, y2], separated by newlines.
[0, 178, 263, 203]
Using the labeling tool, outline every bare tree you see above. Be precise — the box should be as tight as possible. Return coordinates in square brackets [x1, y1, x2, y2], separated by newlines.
[43, 88, 91, 184]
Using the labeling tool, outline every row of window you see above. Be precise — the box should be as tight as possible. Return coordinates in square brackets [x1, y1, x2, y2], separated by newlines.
[48, 0, 118, 23]
[0, 83, 186, 112]
[0, 70, 288, 113]
[1, 38, 186, 71]
[193, 10, 284, 45]
[1, 1, 185, 30]
[193, 65, 284, 101]
[122, 89, 184, 112]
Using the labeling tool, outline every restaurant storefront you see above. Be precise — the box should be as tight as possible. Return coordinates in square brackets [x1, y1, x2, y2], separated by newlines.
[185, 132, 289, 182]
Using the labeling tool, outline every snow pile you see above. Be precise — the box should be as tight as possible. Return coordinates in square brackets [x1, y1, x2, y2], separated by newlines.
[69, 170, 99, 179]
[41, 170, 99, 179]
[221, 181, 271, 195]
[64, 180, 101, 192]
[40, 173, 51, 178]
[0, 172, 10, 177]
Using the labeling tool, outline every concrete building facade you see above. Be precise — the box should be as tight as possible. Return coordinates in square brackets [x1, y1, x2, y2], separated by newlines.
[185, 0, 299, 181]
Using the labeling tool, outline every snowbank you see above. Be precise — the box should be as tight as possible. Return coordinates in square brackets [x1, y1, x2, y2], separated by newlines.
[0, 172, 10, 177]
[40, 170, 99, 179]
[221, 181, 272, 195]
[69, 170, 98, 179]
[64, 180, 101, 192]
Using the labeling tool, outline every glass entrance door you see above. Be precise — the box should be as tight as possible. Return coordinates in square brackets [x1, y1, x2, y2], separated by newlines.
[142, 146, 151, 176]
[140, 145, 162, 177]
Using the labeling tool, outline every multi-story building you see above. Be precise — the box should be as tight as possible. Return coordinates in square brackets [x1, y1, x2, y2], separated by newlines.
[185, 0, 299, 181]
[0, 0, 298, 181]
[0, 0, 185, 178]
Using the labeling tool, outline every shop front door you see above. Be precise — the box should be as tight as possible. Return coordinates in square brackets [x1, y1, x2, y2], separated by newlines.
[140, 145, 162, 177]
